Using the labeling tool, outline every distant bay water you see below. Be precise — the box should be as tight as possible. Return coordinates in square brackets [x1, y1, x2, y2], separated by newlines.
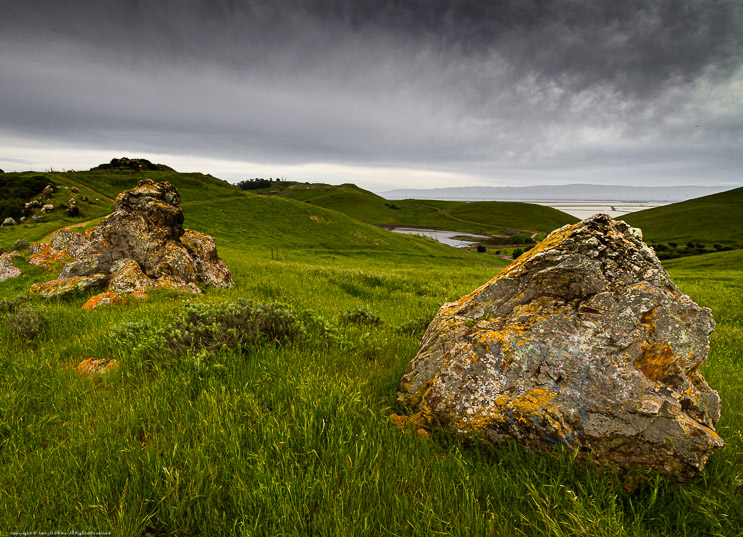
[534, 201, 668, 219]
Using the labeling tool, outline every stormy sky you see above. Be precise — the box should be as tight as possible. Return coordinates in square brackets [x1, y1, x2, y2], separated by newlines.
[1, 0, 742, 191]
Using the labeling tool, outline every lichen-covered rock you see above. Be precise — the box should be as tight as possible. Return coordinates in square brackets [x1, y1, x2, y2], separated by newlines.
[2, 217, 17, 227]
[0, 252, 22, 282]
[180, 229, 234, 288]
[31, 179, 232, 302]
[82, 292, 127, 309]
[76, 357, 119, 375]
[67, 197, 80, 217]
[29, 274, 108, 298]
[41, 204, 54, 213]
[29, 229, 94, 269]
[107, 258, 155, 293]
[41, 185, 54, 200]
[397, 214, 722, 478]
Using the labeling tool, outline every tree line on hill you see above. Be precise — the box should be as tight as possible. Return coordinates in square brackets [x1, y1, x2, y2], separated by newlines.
[235, 178, 299, 190]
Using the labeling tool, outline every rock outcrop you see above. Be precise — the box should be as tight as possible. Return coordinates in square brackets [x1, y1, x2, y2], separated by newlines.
[0, 252, 22, 282]
[30, 179, 233, 301]
[66, 197, 80, 217]
[2, 217, 17, 227]
[397, 214, 722, 478]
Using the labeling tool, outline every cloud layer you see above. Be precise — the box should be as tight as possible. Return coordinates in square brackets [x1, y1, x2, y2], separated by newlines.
[1, 0, 742, 187]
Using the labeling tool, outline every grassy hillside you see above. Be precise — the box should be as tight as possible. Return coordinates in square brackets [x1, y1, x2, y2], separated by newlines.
[623, 187, 743, 257]
[250, 181, 578, 235]
[1, 171, 507, 268]
[0, 169, 741, 535]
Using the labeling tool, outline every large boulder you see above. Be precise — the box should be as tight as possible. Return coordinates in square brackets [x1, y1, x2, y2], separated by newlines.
[29, 179, 233, 300]
[397, 214, 722, 478]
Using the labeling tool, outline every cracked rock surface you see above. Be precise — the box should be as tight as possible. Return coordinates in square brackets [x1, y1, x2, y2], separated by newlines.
[398, 214, 722, 478]
[29, 179, 233, 300]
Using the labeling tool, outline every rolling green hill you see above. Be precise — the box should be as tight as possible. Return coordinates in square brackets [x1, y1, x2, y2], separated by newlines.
[249, 181, 578, 235]
[623, 186, 743, 257]
[0, 165, 741, 535]
[0, 169, 508, 271]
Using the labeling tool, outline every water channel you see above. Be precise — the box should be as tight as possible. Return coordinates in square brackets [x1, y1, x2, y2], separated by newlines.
[389, 227, 490, 248]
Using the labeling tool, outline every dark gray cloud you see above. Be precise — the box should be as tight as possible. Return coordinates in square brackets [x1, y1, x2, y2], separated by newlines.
[1, 0, 741, 187]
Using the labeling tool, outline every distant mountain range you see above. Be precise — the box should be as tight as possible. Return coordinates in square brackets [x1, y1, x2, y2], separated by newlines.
[379, 184, 732, 202]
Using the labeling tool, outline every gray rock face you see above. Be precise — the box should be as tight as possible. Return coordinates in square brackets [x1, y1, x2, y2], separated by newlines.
[397, 214, 722, 478]
[0, 252, 22, 282]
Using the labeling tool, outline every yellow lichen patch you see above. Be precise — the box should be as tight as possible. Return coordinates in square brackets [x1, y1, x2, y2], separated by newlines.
[634, 343, 682, 383]
[455, 385, 557, 435]
[475, 325, 532, 360]
[508, 387, 557, 424]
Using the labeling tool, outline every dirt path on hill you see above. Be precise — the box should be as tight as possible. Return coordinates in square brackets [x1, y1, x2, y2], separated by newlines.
[51, 173, 115, 203]
[405, 201, 513, 237]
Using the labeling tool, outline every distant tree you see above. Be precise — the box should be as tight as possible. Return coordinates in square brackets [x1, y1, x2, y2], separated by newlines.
[236, 178, 272, 190]
[477, 245, 486, 253]
[512, 248, 523, 259]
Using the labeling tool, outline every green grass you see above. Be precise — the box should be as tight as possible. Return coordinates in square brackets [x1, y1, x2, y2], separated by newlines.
[624, 187, 743, 253]
[250, 182, 578, 235]
[0, 172, 115, 250]
[0, 170, 741, 535]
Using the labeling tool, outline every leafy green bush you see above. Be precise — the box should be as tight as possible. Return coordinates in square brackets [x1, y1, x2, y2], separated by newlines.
[0, 174, 51, 220]
[339, 305, 382, 326]
[0, 199, 23, 221]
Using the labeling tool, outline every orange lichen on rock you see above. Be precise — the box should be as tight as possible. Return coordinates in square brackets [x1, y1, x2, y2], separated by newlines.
[76, 357, 119, 376]
[29, 243, 72, 268]
[29, 274, 107, 298]
[82, 292, 127, 310]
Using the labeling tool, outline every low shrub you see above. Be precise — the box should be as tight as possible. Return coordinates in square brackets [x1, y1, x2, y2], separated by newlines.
[2, 300, 44, 340]
[113, 300, 305, 360]
[339, 305, 382, 326]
